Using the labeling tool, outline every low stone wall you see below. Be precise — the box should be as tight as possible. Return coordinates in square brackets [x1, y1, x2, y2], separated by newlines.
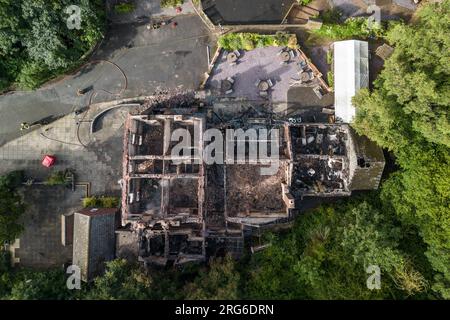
[191, 0, 218, 31]
[199, 46, 222, 89]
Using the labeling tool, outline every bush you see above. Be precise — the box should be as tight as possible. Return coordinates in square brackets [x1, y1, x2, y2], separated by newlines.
[326, 50, 333, 65]
[15, 62, 52, 90]
[287, 34, 298, 48]
[83, 196, 120, 208]
[218, 33, 298, 51]
[327, 71, 334, 88]
[114, 3, 135, 14]
[44, 171, 70, 186]
[314, 16, 386, 40]
[161, 0, 184, 8]
[242, 38, 255, 51]
[101, 197, 120, 208]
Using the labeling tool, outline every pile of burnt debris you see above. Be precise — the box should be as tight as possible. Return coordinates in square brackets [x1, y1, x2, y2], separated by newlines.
[116, 93, 385, 267]
[289, 124, 350, 197]
[291, 125, 347, 156]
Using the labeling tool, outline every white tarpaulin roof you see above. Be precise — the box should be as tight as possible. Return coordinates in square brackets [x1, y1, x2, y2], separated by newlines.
[334, 40, 369, 123]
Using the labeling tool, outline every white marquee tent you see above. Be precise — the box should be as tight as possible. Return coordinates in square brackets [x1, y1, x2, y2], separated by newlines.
[333, 40, 369, 123]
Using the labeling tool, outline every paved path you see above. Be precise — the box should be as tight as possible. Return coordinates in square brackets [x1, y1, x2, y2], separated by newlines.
[0, 13, 214, 147]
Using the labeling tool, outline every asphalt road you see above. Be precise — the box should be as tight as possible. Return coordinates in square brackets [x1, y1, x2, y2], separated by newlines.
[0, 14, 215, 146]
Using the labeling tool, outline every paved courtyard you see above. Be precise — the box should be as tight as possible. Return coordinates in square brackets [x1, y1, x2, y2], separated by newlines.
[207, 46, 326, 103]
[0, 104, 129, 268]
[12, 187, 81, 268]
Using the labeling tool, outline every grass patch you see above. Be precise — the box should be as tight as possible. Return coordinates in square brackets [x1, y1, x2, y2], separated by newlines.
[218, 32, 298, 51]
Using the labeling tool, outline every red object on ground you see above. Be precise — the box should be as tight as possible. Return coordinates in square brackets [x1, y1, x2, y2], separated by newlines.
[172, 22, 178, 28]
[176, 6, 182, 13]
[42, 155, 56, 168]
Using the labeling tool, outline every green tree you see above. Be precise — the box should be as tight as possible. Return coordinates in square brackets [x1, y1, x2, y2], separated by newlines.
[245, 199, 427, 300]
[8, 269, 73, 300]
[352, 0, 450, 298]
[0, 171, 25, 245]
[244, 231, 308, 299]
[185, 255, 240, 300]
[353, 1, 450, 150]
[0, 0, 105, 90]
[85, 259, 153, 300]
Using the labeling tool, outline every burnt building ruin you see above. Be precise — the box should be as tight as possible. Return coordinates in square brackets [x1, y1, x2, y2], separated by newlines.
[121, 114, 206, 266]
[119, 102, 385, 266]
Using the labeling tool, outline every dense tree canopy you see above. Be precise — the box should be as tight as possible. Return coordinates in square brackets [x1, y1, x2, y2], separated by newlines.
[353, 2, 450, 150]
[0, 256, 241, 300]
[184, 255, 240, 300]
[0, 199, 434, 300]
[0, 0, 105, 90]
[352, 0, 450, 298]
[8, 270, 72, 300]
[84, 259, 154, 300]
[244, 198, 429, 300]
